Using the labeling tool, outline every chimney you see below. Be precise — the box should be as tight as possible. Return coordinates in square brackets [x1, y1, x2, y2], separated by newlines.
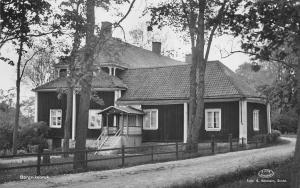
[101, 21, 112, 38]
[152, 42, 161, 55]
[185, 54, 192, 64]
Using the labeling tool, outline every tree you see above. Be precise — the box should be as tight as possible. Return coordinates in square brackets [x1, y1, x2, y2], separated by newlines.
[23, 48, 56, 87]
[235, 62, 277, 88]
[222, 0, 300, 186]
[0, 0, 58, 154]
[128, 24, 180, 58]
[147, 0, 244, 151]
[72, 0, 137, 169]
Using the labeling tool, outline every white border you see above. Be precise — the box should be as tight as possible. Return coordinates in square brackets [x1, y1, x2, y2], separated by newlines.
[205, 108, 221, 131]
[143, 109, 158, 130]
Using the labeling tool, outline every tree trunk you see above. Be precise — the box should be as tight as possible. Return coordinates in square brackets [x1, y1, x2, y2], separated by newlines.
[186, 0, 206, 152]
[73, 0, 95, 170]
[291, 37, 300, 188]
[12, 40, 24, 155]
[63, 86, 73, 158]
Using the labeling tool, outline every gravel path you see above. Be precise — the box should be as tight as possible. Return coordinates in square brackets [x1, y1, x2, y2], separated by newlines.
[1, 137, 295, 188]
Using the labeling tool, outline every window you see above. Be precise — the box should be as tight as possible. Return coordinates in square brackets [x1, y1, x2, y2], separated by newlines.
[143, 109, 158, 130]
[88, 110, 102, 129]
[128, 115, 136, 126]
[49, 109, 62, 128]
[253, 110, 259, 131]
[205, 109, 221, 131]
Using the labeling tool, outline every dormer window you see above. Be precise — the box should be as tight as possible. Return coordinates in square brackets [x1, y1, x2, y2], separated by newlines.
[59, 69, 67, 77]
[108, 67, 116, 76]
[101, 66, 116, 76]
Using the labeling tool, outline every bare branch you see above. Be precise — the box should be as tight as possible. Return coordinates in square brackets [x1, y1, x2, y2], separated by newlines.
[20, 48, 45, 80]
[204, 0, 228, 62]
[115, 0, 136, 26]
[220, 49, 295, 69]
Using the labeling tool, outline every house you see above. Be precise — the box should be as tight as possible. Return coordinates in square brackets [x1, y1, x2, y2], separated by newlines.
[33, 22, 271, 149]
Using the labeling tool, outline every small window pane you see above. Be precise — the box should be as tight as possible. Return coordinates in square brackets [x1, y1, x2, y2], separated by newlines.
[207, 112, 212, 123]
[128, 115, 136, 127]
[144, 112, 150, 128]
[151, 111, 157, 128]
[57, 110, 62, 116]
[215, 112, 220, 128]
[51, 110, 56, 116]
[207, 122, 213, 128]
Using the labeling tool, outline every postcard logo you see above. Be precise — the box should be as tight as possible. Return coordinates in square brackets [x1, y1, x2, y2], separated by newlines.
[258, 169, 275, 179]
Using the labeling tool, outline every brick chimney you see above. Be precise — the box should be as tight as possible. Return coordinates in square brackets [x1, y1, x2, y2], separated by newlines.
[101, 21, 112, 38]
[185, 54, 192, 64]
[152, 42, 161, 55]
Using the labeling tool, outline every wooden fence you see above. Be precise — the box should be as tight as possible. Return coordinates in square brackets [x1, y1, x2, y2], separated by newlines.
[0, 134, 268, 178]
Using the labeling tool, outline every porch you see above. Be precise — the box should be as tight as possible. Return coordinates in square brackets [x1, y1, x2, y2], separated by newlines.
[96, 106, 144, 150]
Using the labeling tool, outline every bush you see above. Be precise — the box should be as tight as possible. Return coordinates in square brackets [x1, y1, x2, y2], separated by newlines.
[252, 130, 280, 144]
[0, 124, 13, 151]
[19, 121, 50, 152]
[266, 130, 281, 143]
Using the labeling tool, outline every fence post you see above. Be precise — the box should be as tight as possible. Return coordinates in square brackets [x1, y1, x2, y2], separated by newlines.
[121, 145, 125, 167]
[256, 137, 259, 148]
[151, 145, 154, 162]
[176, 142, 179, 160]
[37, 152, 41, 176]
[241, 137, 245, 148]
[42, 149, 50, 164]
[228, 134, 233, 152]
[264, 135, 267, 145]
[85, 150, 88, 169]
[211, 135, 215, 154]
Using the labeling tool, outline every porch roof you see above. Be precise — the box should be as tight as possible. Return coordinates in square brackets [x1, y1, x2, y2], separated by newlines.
[99, 106, 144, 115]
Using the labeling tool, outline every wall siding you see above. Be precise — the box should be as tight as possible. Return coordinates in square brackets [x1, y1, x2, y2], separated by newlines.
[38, 91, 114, 139]
[199, 101, 240, 141]
[247, 102, 267, 138]
[142, 104, 184, 142]
[38, 92, 67, 138]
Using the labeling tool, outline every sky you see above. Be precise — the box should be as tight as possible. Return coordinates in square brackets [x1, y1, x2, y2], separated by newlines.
[0, 0, 250, 101]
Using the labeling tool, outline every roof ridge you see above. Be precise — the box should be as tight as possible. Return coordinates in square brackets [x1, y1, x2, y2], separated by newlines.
[214, 61, 245, 97]
[115, 38, 184, 64]
[126, 63, 190, 70]
[126, 61, 222, 70]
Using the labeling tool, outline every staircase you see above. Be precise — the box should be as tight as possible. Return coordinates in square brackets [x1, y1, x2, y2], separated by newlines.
[96, 128, 122, 155]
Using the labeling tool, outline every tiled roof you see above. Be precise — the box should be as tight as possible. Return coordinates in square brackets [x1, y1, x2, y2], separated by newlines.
[118, 61, 263, 101]
[34, 71, 127, 91]
[54, 38, 186, 69]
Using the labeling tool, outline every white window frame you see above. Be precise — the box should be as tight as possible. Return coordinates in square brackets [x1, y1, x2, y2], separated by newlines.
[253, 110, 259, 131]
[205, 108, 221, 131]
[143, 109, 158, 130]
[88, 110, 102, 129]
[49, 109, 62, 128]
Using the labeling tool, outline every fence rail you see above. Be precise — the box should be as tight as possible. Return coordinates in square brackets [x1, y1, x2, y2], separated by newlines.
[0, 134, 269, 178]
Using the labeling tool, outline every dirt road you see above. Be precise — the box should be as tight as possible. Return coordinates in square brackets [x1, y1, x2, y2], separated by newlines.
[1, 137, 295, 188]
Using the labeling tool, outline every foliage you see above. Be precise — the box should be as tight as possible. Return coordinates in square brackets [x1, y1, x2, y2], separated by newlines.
[0, 89, 34, 151]
[235, 62, 277, 89]
[267, 130, 281, 143]
[0, 122, 13, 150]
[19, 122, 49, 150]
[0, 0, 55, 50]
[224, 0, 299, 62]
[272, 110, 298, 134]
